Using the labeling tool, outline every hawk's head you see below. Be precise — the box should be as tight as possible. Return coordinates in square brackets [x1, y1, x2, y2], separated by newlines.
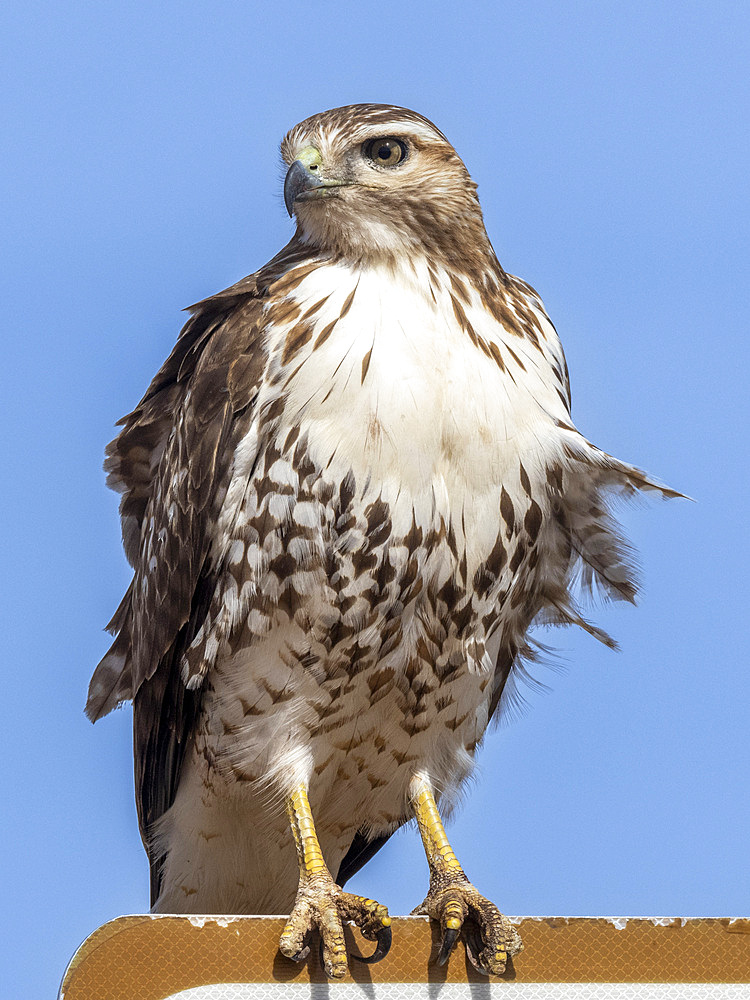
[281, 104, 494, 271]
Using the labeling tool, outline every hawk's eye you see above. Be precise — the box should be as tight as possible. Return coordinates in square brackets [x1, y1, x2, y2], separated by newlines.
[364, 137, 408, 168]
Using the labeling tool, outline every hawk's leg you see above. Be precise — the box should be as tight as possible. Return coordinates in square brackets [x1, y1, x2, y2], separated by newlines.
[279, 784, 392, 978]
[409, 774, 522, 976]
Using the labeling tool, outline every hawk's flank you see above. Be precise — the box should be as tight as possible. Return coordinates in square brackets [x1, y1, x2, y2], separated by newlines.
[87, 103, 680, 978]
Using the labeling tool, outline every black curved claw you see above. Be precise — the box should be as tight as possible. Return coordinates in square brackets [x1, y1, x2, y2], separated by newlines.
[436, 924, 461, 966]
[351, 923, 392, 965]
[463, 920, 490, 976]
[289, 929, 312, 963]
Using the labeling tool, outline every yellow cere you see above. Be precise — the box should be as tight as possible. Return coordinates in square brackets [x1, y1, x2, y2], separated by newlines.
[295, 146, 323, 168]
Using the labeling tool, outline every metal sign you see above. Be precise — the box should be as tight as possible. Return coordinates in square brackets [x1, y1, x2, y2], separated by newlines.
[59, 915, 750, 1000]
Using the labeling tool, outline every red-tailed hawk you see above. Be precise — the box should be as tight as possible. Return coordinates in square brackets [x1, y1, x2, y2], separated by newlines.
[87, 103, 679, 978]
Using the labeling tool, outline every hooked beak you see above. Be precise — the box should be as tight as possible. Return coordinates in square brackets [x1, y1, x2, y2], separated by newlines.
[283, 146, 350, 217]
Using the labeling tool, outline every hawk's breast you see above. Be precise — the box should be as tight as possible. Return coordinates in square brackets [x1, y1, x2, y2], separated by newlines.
[267, 258, 566, 579]
[168, 258, 582, 859]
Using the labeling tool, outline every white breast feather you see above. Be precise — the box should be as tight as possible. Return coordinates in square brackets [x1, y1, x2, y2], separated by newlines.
[255, 259, 568, 578]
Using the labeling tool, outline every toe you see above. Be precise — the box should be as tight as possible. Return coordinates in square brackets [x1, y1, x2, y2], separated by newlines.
[279, 901, 312, 961]
[341, 894, 391, 939]
[466, 896, 518, 975]
[318, 903, 348, 979]
[435, 889, 467, 964]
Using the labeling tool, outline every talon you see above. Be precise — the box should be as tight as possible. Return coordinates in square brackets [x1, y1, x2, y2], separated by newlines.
[317, 937, 328, 977]
[436, 924, 461, 966]
[463, 920, 490, 975]
[416, 877, 520, 975]
[287, 928, 312, 963]
[351, 922, 392, 964]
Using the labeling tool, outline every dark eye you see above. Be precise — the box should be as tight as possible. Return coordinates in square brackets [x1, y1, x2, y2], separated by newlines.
[364, 137, 408, 168]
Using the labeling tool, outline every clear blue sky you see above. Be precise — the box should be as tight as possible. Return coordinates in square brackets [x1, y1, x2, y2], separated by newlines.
[2, 2, 748, 996]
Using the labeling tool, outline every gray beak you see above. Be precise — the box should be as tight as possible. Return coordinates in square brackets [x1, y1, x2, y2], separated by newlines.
[284, 159, 325, 217]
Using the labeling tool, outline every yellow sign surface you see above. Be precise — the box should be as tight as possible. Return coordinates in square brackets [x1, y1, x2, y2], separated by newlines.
[59, 915, 750, 1000]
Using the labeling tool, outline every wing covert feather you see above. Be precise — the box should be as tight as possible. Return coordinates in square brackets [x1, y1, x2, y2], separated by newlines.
[86, 282, 275, 893]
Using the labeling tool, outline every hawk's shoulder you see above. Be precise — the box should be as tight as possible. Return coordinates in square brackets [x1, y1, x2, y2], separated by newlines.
[87, 241, 323, 902]
[87, 241, 313, 721]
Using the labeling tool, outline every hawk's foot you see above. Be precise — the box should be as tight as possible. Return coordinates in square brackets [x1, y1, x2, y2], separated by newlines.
[279, 876, 392, 979]
[413, 875, 522, 976]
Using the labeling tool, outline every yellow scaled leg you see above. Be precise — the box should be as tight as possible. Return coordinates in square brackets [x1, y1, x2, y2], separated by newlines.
[410, 774, 522, 976]
[278, 785, 392, 978]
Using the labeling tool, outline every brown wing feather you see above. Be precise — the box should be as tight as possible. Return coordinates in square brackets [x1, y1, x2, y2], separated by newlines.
[86, 292, 257, 718]
[87, 242, 317, 883]
[86, 243, 309, 721]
